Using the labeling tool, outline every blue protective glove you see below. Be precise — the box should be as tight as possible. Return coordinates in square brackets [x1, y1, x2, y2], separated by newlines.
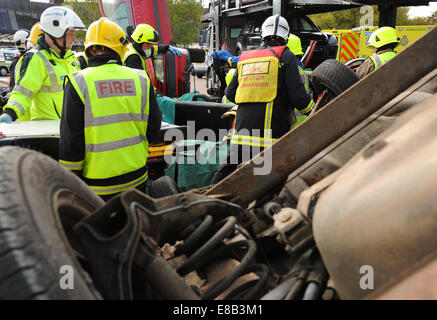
[211, 50, 233, 63]
[228, 55, 240, 67]
[0, 114, 12, 124]
[168, 45, 182, 57]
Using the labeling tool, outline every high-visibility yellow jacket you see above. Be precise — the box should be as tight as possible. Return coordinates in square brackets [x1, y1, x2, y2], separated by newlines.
[123, 43, 159, 70]
[227, 46, 314, 149]
[3, 38, 80, 121]
[369, 50, 396, 70]
[356, 49, 396, 79]
[60, 60, 155, 196]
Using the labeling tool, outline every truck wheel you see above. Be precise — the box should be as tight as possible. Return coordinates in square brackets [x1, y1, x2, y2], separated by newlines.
[311, 59, 360, 108]
[0, 67, 7, 76]
[149, 176, 181, 198]
[0, 146, 104, 299]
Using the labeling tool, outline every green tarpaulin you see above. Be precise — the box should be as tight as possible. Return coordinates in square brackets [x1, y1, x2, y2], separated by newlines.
[165, 139, 230, 191]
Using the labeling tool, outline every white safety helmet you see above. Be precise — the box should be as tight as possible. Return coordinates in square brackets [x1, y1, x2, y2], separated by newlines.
[261, 14, 289, 42]
[13, 29, 30, 51]
[40, 6, 85, 38]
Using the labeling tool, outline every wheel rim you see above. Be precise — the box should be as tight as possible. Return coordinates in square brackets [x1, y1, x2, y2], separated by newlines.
[315, 88, 336, 110]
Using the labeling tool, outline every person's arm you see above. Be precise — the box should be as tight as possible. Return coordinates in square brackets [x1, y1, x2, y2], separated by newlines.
[157, 44, 169, 54]
[3, 51, 45, 121]
[8, 57, 18, 90]
[356, 58, 375, 79]
[157, 44, 182, 57]
[146, 81, 162, 144]
[224, 69, 239, 103]
[282, 49, 314, 115]
[59, 77, 85, 177]
[124, 54, 144, 70]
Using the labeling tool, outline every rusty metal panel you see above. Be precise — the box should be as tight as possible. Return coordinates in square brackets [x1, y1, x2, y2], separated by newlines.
[206, 25, 437, 207]
[370, 254, 437, 300]
[312, 94, 437, 299]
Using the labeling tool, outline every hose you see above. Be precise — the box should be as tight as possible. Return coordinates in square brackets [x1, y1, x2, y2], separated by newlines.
[222, 263, 270, 300]
[284, 269, 310, 300]
[177, 216, 237, 276]
[260, 272, 300, 300]
[201, 240, 257, 299]
[302, 282, 321, 300]
[145, 256, 200, 300]
[172, 214, 270, 300]
[174, 215, 213, 256]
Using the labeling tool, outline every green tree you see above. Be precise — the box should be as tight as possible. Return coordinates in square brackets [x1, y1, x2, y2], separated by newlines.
[396, 7, 412, 25]
[63, 0, 101, 42]
[310, 5, 436, 30]
[425, 11, 437, 24]
[309, 6, 379, 30]
[168, 0, 202, 46]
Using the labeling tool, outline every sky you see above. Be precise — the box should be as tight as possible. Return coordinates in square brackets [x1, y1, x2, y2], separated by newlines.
[408, 3, 437, 17]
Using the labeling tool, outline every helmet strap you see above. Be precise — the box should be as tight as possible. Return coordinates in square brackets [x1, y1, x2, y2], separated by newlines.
[49, 33, 67, 58]
[133, 41, 147, 59]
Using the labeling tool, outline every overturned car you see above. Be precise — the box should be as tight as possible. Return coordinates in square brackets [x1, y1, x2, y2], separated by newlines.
[0, 23, 436, 300]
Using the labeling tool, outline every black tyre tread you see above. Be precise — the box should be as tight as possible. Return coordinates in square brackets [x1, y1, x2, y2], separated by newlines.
[0, 146, 103, 299]
[0, 149, 51, 299]
[149, 176, 181, 198]
[311, 59, 360, 96]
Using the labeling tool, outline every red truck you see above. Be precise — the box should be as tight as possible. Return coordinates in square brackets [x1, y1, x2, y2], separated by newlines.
[98, 0, 191, 98]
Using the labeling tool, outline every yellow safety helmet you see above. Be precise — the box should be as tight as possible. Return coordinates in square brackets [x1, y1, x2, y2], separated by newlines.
[287, 34, 304, 56]
[131, 24, 159, 44]
[367, 26, 399, 49]
[27, 22, 43, 48]
[85, 17, 127, 59]
[225, 68, 236, 86]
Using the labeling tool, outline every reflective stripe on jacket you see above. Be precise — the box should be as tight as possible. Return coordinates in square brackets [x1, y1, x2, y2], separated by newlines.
[369, 51, 396, 70]
[5, 47, 79, 120]
[124, 43, 146, 70]
[123, 43, 159, 70]
[64, 63, 151, 195]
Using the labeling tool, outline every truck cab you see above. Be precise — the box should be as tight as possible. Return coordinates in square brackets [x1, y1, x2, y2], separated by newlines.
[98, 0, 191, 98]
[201, 0, 353, 98]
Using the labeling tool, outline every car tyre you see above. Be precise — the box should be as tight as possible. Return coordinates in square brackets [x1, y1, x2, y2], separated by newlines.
[311, 59, 360, 109]
[0, 67, 8, 76]
[148, 176, 181, 198]
[0, 146, 104, 299]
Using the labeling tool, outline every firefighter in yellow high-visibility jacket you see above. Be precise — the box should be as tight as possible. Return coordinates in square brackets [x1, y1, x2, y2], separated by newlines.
[0, 6, 85, 123]
[356, 27, 399, 79]
[59, 17, 162, 201]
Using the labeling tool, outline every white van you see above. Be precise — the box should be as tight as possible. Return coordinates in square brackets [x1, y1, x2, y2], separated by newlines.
[0, 48, 20, 76]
